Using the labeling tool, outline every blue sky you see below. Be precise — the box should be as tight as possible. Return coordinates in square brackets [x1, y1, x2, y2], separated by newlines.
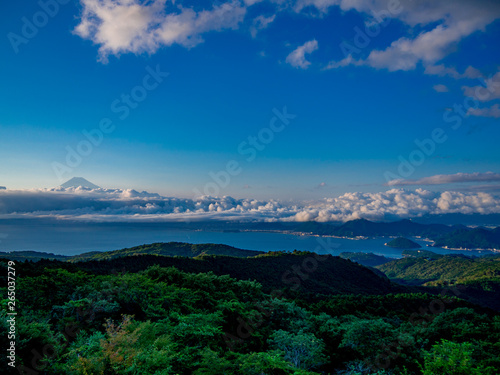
[1, 0, 500, 202]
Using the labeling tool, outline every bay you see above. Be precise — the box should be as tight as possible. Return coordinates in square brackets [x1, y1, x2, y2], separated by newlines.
[0, 221, 495, 258]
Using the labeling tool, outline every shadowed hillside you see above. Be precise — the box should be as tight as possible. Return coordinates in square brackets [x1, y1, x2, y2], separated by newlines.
[70, 251, 402, 297]
[376, 251, 500, 310]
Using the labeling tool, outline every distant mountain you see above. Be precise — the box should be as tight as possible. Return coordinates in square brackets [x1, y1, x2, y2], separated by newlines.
[296, 220, 500, 249]
[60, 177, 100, 189]
[432, 227, 500, 250]
[330, 218, 460, 238]
[294, 221, 337, 235]
[413, 213, 500, 226]
[385, 237, 421, 249]
[0, 251, 69, 262]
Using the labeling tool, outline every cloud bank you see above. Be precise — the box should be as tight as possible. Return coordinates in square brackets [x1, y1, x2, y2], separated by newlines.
[1, 186, 500, 223]
[386, 172, 500, 187]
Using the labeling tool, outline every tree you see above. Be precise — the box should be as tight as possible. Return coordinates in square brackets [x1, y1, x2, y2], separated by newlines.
[421, 339, 482, 375]
[269, 329, 327, 370]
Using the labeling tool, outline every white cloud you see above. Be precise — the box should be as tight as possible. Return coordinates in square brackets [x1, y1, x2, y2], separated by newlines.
[462, 71, 500, 101]
[364, 21, 492, 72]
[386, 172, 500, 187]
[250, 14, 275, 38]
[322, 1, 500, 72]
[75, 0, 247, 62]
[74, 0, 500, 71]
[467, 103, 500, 118]
[286, 39, 318, 69]
[1, 186, 500, 222]
[433, 84, 449, 93]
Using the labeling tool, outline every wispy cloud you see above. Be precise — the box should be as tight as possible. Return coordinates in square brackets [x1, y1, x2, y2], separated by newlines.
[324, 54, 363, 70]
[457, 184, 500, 193]
[285, 39, 318, 69]
[462, 71, 500, 101]
[433, 84, 449, 93]
[386, 172, 500, 187]
[467, 104, 500, 118]
[424, 64, 483, 79]
[250, 14, 275, 38]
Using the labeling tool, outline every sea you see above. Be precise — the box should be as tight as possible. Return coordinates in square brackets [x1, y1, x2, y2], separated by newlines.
[0, 220, 495, 258]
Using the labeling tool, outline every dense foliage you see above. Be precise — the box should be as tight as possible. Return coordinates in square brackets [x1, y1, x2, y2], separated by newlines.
[1, 251, 500, 374]
[376, 253, 500, 310]
[377, 254, 500, 285]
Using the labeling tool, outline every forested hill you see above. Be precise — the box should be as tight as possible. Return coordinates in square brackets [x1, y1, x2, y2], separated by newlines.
[295, 220, 500, 250]
[25, 251, 403, 297]
[377, 253, 500, 285]
[432, 227, 500, 249]
[339, 252, 394, 267]
[376, 252, 500, 310]
[68, 242, 264, 262]
[1, 250, 499, 374]
[385, 237, 421, 249]
[297, 219, 500, 249]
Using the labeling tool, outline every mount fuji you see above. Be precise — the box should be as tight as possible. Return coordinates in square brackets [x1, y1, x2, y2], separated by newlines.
[60, 177, 100, 189]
